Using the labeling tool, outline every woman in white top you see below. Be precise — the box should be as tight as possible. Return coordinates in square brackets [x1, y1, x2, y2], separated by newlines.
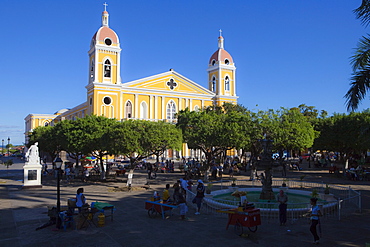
[76, 188, 86, 213]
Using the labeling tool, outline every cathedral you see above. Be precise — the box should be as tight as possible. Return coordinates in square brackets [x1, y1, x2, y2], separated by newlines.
[24, 5, 238, 158]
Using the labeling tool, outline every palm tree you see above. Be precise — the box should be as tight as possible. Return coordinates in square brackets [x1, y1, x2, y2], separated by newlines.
[345, 0, 370, 111]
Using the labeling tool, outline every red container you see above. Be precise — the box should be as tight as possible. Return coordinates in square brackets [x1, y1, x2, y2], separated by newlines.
[226, 208, 261, 229]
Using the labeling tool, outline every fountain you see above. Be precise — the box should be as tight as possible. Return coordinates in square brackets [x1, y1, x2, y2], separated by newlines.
[258, 138, 275, 200]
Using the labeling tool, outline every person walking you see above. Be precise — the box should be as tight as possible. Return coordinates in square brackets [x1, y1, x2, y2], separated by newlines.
[65, 166, 72, 183]
[276, 190, 288, 226]
[194, 180, 205, 215]
[147, 163, 153, 179]
[309, 197, 322, 244]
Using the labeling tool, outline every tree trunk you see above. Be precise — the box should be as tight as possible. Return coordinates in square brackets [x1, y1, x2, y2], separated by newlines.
[99, 156, 106, 180]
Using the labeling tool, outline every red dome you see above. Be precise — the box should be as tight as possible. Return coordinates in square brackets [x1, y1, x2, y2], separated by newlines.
[92, 26, 119, 44]
[209, 49, 233, 65]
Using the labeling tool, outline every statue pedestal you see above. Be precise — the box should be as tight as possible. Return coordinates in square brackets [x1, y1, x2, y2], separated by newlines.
[23, 162, 43, 188]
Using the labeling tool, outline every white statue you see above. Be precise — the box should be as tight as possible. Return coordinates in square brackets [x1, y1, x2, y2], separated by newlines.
[25, 142, 40, 164]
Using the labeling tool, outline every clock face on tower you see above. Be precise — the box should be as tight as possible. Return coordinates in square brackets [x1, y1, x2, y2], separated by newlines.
[105, 38, 112, 46]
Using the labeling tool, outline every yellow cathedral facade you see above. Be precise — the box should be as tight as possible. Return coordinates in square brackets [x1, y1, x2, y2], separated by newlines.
[24, 5, 238, 158]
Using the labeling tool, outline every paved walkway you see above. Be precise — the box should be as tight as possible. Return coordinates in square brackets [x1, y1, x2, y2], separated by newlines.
[0, 159, 370, 247]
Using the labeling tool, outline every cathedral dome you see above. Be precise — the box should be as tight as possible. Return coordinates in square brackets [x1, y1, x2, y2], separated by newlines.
[209, 35, 233, 66]
[92, 26, 119, 44]
[209, 48, 233, 66]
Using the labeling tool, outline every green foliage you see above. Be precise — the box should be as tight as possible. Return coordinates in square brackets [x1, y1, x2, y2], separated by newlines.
[313, 111, 370, 154]
[54, 119, 87, 166]
[28, 115, 183, 172]
[28, 125, 60, 160]
[354, 0, 370, 27]
[272, 108, 317, 152]
[177, 104, 250, 168]
[311, 189, 319, 198]
[5, 144, 13, 149]
[112, 120, 182, 167]
[345, 2, 370, 111]
[4, 159, 13, 168]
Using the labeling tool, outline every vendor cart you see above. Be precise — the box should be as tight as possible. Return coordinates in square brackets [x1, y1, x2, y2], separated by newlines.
[145, 200, 178, 219]
[217, 208, 261, 235]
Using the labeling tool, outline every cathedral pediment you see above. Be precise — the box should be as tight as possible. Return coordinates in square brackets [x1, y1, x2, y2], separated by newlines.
[121, 70, 214, 96]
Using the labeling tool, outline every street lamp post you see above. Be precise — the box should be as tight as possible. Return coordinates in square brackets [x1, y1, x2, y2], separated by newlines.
[54, 156, 63, 229]
[7, 137, 10, 158]
[1, 139, 3, 156]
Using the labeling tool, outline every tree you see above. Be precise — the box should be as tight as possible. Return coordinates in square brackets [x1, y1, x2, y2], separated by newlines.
[110, 120, 182, 168]
[78, 115, 119, 179]
[28, 125, 60, 162]
[314, 111, 370, 156]
[244, 108, 316, 161]
[177, 106, 248, 174]
[272, 108, 317, 154]
[5, 144, 13, 149]
[143, 121, 183, 164]
[54, 119, 86, 167]
[345, 1, 370, 111]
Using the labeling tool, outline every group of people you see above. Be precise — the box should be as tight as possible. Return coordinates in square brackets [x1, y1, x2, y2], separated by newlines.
[347, 165, 368, 181]
[160, 178, 205, 220]
[147, 160, 176, 179]
[182, 158, 202, 179]
[277, 190, 322, 244]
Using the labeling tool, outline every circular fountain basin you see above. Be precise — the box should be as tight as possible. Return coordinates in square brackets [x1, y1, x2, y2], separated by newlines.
[204, 188, 337, 214]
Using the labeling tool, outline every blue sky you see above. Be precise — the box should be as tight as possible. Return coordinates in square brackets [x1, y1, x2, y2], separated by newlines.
[0, 0, 368, 145]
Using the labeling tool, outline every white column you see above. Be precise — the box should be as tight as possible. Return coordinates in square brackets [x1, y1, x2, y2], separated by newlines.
[117, 52, 122, 83]
[134, 94, 138, 118]
[162, 97, 166, 120]
[218, 68, 222, 95]
[233, 70, 236, 96]
[154, 96, 158, 120]
[149, 95, 153, 120]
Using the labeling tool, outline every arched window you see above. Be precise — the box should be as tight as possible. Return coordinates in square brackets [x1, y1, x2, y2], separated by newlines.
[104, 60, 111, 78]
[90, 60, 94, 79]
[212, 77, 216, 93]
[125, 101, 132, 118]
[167, 100, 176, 121]
[225, 76, 230, 91]
[140, 101, 148, 119]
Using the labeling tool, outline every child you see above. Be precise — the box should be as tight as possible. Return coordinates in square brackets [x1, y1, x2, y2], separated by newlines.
[178, 193, 188, 220]
[163, 184, 171, 203]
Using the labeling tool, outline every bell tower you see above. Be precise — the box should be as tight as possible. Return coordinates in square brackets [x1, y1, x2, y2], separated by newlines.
[87, 3, 121, 85]
[86, 3, 122, 117]
[207, 30, 237, 106]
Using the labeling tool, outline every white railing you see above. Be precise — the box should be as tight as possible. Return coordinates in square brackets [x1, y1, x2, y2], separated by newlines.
[187, 179, 361, 222]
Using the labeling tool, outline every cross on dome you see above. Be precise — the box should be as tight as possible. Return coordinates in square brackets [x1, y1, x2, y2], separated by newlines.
[103, 2, 108, 11]
[219, 29, 222, 37]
